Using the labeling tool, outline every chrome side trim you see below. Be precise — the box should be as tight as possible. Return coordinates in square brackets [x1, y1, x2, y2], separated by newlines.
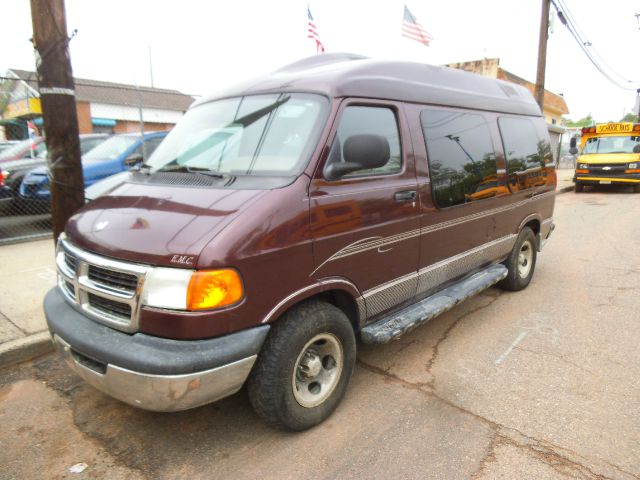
[313, 190, 555, 275]
[53, 334, 256, 412]
[416, 234, 516, 296]
[356, 296, 367, 324]
[360, 235, 517, 319]
[539, 217, 554, 251]
[261, 284, 320, 324]
[261, 278, 363, 324]
[363, 272, 417, 319]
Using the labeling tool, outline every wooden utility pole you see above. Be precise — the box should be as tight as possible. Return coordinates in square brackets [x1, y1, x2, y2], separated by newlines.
[534, 0, 551, 112]
[30, 0, 83, 243]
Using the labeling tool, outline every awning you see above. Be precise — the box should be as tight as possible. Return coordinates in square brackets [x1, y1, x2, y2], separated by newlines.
[92, 118, 116, 127]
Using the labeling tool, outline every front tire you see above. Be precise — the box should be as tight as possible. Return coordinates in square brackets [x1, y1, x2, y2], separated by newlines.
[633, 185, 640, 193]
[498, 227, 537, 292]
[247, 300, 356, 431]
[574, 182, 584, 193]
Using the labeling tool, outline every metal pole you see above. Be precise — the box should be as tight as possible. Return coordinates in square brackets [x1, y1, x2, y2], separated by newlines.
[148, 46, 154, 88]
[535, 0, 550, 112]
[30, 0, 83, 243]
[135, 82, 146, 160]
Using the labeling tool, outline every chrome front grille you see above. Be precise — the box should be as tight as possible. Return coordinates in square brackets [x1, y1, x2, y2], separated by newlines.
[88, 265, 139, 293]
[56, 236, 151, 333]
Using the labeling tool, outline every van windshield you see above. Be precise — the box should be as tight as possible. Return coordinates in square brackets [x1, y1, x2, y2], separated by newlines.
[582, 135, 640, 155]
[146, 93, 328, 177]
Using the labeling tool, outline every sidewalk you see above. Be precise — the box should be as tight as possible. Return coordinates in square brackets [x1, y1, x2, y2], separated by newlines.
[0, 238, 57, 367]
[0, 169, 576, 369]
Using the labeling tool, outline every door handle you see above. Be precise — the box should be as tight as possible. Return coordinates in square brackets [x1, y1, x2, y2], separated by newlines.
[395, 190, 417, 202]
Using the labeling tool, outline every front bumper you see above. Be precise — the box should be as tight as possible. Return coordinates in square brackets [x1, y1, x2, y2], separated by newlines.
[44, 288, 269, 412]
[574, 173, 640, 185]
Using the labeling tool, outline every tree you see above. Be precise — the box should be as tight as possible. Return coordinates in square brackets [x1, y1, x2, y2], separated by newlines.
[562, 114, 595, 127]
[620, 112, 638, 123]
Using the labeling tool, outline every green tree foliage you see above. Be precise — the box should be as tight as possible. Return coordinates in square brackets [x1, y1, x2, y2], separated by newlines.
[562, 114, 595, 127]
[620, 112, 638, 123]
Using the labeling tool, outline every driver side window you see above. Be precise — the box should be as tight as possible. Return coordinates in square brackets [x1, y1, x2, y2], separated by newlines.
[325, 106, 402, 178]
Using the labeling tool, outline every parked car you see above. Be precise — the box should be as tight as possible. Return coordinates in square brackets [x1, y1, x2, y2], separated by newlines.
[1, 134, 111, 215]
[44, 54, 556, 431]
[0, 137, 46, 162]
[19, 131, 167, 210]
[84, 170, 130, 202]
[0, 140, 20, 155]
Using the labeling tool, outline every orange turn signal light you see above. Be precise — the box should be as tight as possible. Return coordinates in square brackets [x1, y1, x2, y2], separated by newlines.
[186, 269, 244, 310]
[625, 169, 640, 174]
[575, 169, 589, 174]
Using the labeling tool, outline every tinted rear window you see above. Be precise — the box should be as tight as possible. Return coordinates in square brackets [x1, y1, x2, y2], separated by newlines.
[498, 117, 552, 192]
[421, 109, 497, 208]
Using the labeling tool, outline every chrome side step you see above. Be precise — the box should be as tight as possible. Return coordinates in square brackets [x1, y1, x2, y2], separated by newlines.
[360, 264, 508, 344]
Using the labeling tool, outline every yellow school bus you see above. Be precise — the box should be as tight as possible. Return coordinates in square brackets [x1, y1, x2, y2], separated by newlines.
[572, 122, 640, 192]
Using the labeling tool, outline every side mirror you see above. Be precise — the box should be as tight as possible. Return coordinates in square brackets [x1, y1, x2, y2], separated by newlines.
[323, 134, 390, 181]
[633, 144, 640, 154]
[569, 136, 578, 156]
[124, 153, 143, 166]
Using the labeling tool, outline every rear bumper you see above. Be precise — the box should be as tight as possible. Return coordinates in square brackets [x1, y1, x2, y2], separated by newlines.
[44, 288, 269, 412]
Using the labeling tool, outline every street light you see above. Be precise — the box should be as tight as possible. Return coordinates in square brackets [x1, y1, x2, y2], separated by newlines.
[636, 13, 640, 30]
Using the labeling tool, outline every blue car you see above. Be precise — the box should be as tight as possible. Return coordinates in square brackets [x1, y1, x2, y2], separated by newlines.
[19, 131, 167, 207]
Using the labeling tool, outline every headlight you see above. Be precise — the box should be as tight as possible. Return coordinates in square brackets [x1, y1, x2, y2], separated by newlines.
[629, 163, 638, 169]
[142, 267, 244, 311]
[579, 163, 589, 169]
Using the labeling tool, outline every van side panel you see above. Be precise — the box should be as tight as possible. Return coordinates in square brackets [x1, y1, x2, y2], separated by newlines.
[408, 104, 515, 299]
[309, 99, 420, 320]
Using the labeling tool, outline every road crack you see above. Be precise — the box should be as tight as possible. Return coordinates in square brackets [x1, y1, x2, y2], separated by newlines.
[358, 358, 637, 480]
[424, 296, 499, 384]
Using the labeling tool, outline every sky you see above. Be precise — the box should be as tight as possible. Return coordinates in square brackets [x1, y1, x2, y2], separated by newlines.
[1, 0, 639, 122]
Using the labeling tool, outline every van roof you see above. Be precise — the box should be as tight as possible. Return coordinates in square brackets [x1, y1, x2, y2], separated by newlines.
[194, 53, 542, 117]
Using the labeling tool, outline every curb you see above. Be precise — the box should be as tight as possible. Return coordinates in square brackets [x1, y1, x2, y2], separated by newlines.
[0, 331, 54, 370]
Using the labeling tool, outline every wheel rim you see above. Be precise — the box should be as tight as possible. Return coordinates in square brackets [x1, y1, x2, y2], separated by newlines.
[517, 240, 533, 278]
[292, 333, 344, 408]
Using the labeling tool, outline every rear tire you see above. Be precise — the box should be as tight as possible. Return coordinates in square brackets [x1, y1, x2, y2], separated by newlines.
[574, 182, 584, 193]
[247, 300, 356, 431]
[498, 227, 537, 292]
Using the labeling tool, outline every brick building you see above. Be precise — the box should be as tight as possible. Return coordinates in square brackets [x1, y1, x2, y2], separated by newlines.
[0, 69, 194, 140]
[445, 58, 569, 125]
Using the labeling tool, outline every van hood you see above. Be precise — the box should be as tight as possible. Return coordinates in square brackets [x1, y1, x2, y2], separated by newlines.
[66, 181, 268, 268]
[578, 153, 640, 164]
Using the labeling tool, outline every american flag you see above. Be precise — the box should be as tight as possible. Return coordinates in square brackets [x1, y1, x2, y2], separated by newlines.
[307, 6, 325, 54]
[402, 5, 433, 46]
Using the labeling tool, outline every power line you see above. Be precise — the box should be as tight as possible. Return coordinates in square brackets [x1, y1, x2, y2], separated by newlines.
[555, 0, 635, 85]
[551, 0, 640, 90]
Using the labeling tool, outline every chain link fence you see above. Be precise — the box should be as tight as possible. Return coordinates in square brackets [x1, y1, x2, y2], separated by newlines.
[0, 72, 194, 245]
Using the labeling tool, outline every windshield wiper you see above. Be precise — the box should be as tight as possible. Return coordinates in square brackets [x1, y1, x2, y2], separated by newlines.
[158, 165, 226, 179]
[133, 163, 152, 174]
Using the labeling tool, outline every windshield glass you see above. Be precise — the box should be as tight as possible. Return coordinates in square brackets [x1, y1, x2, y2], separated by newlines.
[84, 136, 138, 161]
[582, 135, 640, 155]
[145, 93, 328, 176]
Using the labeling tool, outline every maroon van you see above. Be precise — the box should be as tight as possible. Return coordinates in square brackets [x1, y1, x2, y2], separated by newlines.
[44, 54, 556, 431]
